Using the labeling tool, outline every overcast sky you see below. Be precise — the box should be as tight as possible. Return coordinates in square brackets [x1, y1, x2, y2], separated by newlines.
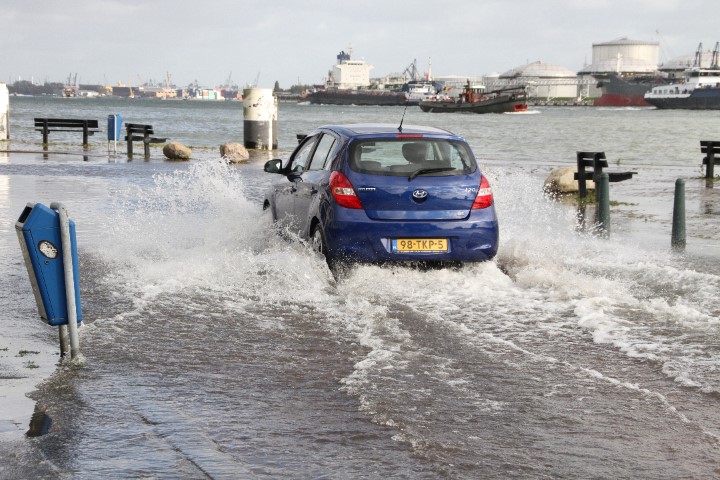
[2, 0, 718, 88]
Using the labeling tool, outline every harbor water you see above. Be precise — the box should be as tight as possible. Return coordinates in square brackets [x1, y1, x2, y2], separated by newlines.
[1, 96, 719, 478]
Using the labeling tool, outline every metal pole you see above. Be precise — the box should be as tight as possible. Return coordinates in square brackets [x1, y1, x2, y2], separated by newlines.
[58, 325, 69, 357]
[671, 178, 686, 250]
[597, 172, 610, 237]
[50, 202, 80, 360]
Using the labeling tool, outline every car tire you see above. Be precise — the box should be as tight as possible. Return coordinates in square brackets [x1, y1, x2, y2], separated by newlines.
[311, 224, 339, 271]
[311, 224, 327, 257]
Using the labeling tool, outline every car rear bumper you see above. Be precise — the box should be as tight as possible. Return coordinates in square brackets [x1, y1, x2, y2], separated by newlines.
[324, 207, 499, 263]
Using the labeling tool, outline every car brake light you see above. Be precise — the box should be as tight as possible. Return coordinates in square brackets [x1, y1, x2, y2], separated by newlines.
[329, 171, 363, 209]
[472, 175, 494, 209]
[396, 134, 423, 139]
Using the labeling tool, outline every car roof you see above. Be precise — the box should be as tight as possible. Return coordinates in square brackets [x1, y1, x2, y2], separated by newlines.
[318, 123, 461, 139]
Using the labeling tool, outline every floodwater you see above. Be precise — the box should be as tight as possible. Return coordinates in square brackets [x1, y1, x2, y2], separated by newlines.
[1, 97, 719, 478]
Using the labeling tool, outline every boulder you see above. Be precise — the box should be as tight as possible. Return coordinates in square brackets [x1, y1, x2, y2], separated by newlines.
[544, 166, 595, 194]
[220, 142, 250, 163]
[163, 141, 191, 160]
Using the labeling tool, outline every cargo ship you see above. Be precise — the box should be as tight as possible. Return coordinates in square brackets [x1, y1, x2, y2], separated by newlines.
[307, 88, 407, 106]
[307, 49, 409, 106]
[644, 42, 720, 110]
[593, 72, 664, 107]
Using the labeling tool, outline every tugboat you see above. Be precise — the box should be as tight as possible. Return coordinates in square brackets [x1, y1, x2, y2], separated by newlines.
[644, 42, 720, 110]
[418, 81, 528, 114]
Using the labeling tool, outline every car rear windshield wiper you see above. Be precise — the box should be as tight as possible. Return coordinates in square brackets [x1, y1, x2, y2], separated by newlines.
[408, 167, 456, 181]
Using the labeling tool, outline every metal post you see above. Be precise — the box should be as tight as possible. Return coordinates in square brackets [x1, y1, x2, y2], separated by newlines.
[58, 325, 69, 357]
[671, 178, 686, 250]
[50, 202, 80, 359]
[593, 153, 605, 202]
[597, 172, 610, 236]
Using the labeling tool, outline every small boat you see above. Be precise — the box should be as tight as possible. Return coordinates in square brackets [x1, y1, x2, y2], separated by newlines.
[419, 81, 528, 114]
[403, 80, 438, 105]
[644, 42, 720, 110]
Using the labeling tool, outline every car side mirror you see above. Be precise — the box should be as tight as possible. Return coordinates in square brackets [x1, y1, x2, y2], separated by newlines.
[264, 159, 283, 174]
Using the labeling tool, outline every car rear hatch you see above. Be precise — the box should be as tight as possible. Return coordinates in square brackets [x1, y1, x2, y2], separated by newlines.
[344, 137, 483, 221]
[349, 172, 481, 220]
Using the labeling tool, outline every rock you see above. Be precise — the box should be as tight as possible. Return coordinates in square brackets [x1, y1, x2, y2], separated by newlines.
[220, 142, 250, 163]
[544, 166, 595, 194]
[163, 141, 191, 160]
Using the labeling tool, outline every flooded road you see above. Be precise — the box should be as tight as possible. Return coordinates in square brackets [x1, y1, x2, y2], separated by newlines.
[1, 98, 720, 478]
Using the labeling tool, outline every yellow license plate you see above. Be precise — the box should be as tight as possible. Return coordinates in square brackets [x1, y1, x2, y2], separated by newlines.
[393, 238, 448, 252]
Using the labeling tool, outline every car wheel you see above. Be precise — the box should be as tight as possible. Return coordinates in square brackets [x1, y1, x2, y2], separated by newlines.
[311, 226, 349, 280]
[311, 224, 326, 257]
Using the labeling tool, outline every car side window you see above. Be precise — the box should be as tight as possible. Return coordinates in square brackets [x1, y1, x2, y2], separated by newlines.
[307, 134, 337, 170]
[289, 136, 318, 173]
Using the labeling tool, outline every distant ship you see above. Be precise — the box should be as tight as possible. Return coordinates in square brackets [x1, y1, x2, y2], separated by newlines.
[419, 82, 527, 114]
[644, 42, 720, 110]
[307, 88, 407, 106]
[593, 72, 664, 107]
[402, 80, 441, 105]
[308, 50, 408, 106]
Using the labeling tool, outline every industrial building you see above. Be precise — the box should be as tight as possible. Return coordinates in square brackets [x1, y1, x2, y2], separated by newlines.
[494, 61, 579, 100]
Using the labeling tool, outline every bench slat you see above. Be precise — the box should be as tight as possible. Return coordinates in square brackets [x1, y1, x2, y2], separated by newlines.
[34, 119, 99, 128]
[125, 136, 165, 143]
[35, 128, 98, 133]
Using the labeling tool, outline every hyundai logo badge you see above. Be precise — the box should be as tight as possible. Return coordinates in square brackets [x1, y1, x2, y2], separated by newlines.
[412, 189, 429, 200]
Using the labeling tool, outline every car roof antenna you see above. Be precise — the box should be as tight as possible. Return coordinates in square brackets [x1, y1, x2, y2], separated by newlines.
[398, 101, 409, 133]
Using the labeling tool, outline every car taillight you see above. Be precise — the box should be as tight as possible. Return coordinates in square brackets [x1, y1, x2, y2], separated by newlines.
[471, 175, 493, 209]
[329, 171, 363, 209]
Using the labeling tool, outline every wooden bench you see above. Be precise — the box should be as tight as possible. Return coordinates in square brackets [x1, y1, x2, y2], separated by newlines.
[701, 140, 720, 178]
[34, 118, 100, 146]
[125, 123, 167, 158]
[574, 151, 636, 199]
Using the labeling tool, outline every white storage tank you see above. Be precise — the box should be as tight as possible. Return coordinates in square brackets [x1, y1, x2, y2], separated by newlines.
[590, 37, 659, 69]
[499, 61, 578, 99]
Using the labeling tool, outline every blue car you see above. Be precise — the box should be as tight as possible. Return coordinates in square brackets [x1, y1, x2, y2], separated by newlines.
[263, 124, 499, 267]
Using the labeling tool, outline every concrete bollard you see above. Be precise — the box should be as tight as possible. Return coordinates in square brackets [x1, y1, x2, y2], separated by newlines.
[0, 82, 9, 140]
[243, 88, 278, 150]
[671, 178, 686, 250]
[597, 172, 610, 236]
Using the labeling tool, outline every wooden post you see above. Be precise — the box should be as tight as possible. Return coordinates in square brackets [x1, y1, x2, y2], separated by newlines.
[82, 120, 89, 146]
[576, 152, 588, 199]
[143, 130, 151, 158]
[707, 141, 715, 179]
[42, 119, 49, 145]
[126, 125, 133, 157]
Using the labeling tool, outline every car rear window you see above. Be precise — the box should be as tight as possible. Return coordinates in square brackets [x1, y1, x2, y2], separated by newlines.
[348, 139, 477, 176]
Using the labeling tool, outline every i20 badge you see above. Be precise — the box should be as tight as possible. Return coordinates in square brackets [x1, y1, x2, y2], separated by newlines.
[412, 189, 429, 201]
